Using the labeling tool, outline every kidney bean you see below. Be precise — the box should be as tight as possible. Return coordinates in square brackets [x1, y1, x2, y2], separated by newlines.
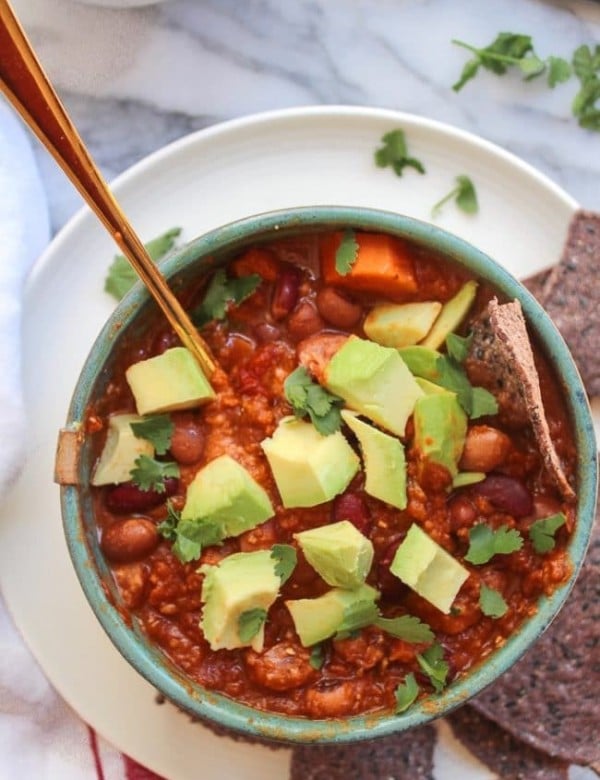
[101, 517, 159, 563]
[332, 492, 371, 535]
[105, 477, 179, 514]
[377, 537, 407, 598]
[169, 416, 205, 465]
[271, 265, 301, 320]
[460, 425, 511, 473]
[472, 474, 533, 518]
[448, 494, 477, 530]
[287, 301, 324, 340]
[254, 322, 281, 344]
[316, 286, 363, 329]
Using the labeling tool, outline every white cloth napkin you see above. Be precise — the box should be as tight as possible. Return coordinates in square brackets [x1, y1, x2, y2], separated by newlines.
[0, 99, 162, 780]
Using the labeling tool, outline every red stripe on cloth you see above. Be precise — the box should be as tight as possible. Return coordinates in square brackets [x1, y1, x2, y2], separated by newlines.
[87, 727, 106, 780]
[123, 755, 167, 780]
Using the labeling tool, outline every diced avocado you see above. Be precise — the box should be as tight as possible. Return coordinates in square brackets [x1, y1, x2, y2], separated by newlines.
[413, 393, 467, 477]
[286, 583, 379, 647]
[182, 454, 274, 538]
[125, 347, 215, 416]
[324, 336, 423, 436]
[452, 471, 485, 488]
[415, 377, 450, 396]
[260, 417, 359, 508]
[364, 301, 443, 348]
[341, 410, 407, 509]
[294, 520, 374, 589]
[397, 346, 442, 382]
[92, 413, 154, 486]
[420, 281, 478, 350]
[200, 550, 280, 651]
[390, 524, 469, 614]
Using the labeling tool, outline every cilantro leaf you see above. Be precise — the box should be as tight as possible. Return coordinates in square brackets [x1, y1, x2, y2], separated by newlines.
[191, 269, 261, 327]
[572, 45, 600, 131]
[238, 608, 268, 643]
[374, 129, 426, 177]
[335, 599, 380, 639]
[284, 366, 343, 435]
[130, 414, 174, 455]
[479, 584, 508, 618]
[528, 512, 566, 554]
[416, 643, 449, 693]
[435, 355, 498, 419]
[335, 230, 359, 275]
[157, 504, 224, 564]
[547, 56, 572, 88]
[104, 227, 181, 301]
[470, 387, 499, 418]
[271, 544, 297, 584]
[130, 455, 179, 493]
[309, 643, 325, 670]
[465, 523, 523, 565]
[445, 332, 473, 364]
[375, 615, 434, 644]
[432, 176, 478, 217]
[395, 673, 420, 714]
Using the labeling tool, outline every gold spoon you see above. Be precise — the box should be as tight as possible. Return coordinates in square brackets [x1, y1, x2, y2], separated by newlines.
[0, 0, 217, 378]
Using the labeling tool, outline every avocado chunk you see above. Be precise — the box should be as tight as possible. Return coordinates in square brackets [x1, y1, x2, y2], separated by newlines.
[415, 376, 450, 396]
[420, 280, 478, 350]
[364, 301, 443, 348]
[286, 583, 379, 647]
[452, 471, 485, 488]
[413, 392, 467, 477]
[294, 520, 374, 588]
[341, 410, 407, 509]
[182, 454, 274, 538]
[397, 345, 442, 382]
[125, 347, 215, 416]
[92, 413, 154, 486]
[390, 524, 469, 614]
[324, 336, 423, 436]
[260, 417, 359, 508]
[200, 550, 280, 651]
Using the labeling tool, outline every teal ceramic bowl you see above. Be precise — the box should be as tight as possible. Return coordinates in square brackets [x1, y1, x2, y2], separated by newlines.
[60, 206, 597, 744]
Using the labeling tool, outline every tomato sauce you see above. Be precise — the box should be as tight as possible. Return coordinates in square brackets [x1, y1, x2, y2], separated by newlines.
[88, 231, 577, 718]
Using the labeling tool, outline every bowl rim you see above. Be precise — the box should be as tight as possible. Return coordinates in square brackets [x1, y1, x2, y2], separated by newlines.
[61, 205, 598, 744]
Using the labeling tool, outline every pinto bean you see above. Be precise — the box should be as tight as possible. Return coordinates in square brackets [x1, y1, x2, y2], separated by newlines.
[169, 416, 205, 465]
[287, 301, 324, 341]
[448, 494, 477, 531]
[297, 332, 348, 382]
[472, 474, 533, 518]
[101, 518, 159, 563]
[460, 425, 511, 472]
[245, 641, 317, 691]
[305, 679, 363, 717]
[316, 287, 363, 329]
[105, 477, 179, 513]
[332, 492, 371, 535]
[271, 265, 301, 320]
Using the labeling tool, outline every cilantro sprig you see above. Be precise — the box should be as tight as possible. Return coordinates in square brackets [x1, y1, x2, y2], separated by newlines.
[105, 227, 182, 301]
[157, 503, 223, 563]
[309, 643, 325, 670]
[395, 673, 420, 713]
[335, 230, 359, 275]
[130, 415, 174, 455]
[191, 269, 261, 327]
[416, 643, 449, 693]
[529, 513, 566, 554]
[130, 455, 179, 493]
[465, 523, 523, 565]
[432, 176, 478, 218]
[334, 600, 434, 645]
[452, 33, 570, 92]
[271, 544, 297, 584]
[284, 366, 344, 435]
[374, 129, 426, 177]
[238, 608, 268, 643]
[572, 44, 600, 131]
[479, 584, 508, 618]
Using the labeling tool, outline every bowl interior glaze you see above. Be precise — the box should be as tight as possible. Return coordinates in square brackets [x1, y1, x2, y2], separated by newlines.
[60, 206, 598, 744]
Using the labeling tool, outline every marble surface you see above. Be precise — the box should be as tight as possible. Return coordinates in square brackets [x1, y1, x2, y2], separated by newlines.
[9, 0, 600, 236]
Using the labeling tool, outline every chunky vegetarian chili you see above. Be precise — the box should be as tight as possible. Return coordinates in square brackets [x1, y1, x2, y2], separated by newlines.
[87, 229, 577, 719]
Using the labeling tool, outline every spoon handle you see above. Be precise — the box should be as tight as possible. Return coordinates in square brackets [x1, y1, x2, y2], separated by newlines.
[0, 0, 217, 378]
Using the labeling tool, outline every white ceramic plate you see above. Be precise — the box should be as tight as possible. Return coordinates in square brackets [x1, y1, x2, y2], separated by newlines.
[0, 106, 581, 779]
